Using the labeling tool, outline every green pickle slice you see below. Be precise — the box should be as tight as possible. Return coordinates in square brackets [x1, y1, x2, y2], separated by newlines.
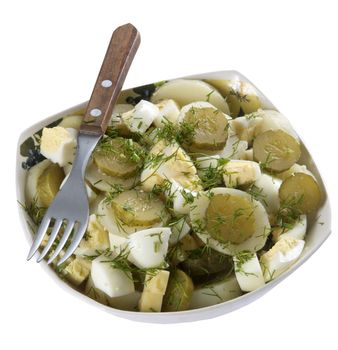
[183, 107, 228, 151]
[205, 194, 256, 244]
[37, 163, 65, 207]
[182, 248, 232, 277]
[205, 79, 261, 117]
[162, 269, 194, 311]
[111, 189, 167, 226]
[93, 137, 142, 178]
[253, 129, 301, 172]
[279, 172, 321, 214]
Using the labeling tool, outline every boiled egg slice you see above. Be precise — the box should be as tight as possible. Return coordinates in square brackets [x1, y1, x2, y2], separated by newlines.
[190, 187, 270, 256]
[127, 227, 171, 269]
[260, 237, 305, 282]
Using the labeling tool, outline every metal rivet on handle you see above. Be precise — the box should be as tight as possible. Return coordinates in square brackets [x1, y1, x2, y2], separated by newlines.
[101, 79, 113, 88]
[90, 108, 102, 117]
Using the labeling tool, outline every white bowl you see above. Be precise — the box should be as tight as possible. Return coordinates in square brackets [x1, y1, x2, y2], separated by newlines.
[16, 70, 331, 323]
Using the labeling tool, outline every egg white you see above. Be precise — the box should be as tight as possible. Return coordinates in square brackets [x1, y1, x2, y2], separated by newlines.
[190, 187, 270, 256]
[189, 274, 242, 309]
[252, 173, 282, 214]
[121, 100, 159, 134]
[150, 79, 230, 114]
[276, 215, 307, 242]
[168, 216, 191, 245]
[233, 253, 265, 292]
[91, 254, 135, 298]
[260, 238, 305, 282]
[127, 227, 171, 269]
[154, 99, 180, 127]
[25, 159, 52, 206]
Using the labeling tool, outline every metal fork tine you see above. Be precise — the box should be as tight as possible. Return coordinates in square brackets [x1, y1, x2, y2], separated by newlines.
[27, 216, 52, 261]
[37, 219, 64, 262]
[57, 222, 87, 266]
[47, 221, 75, 265]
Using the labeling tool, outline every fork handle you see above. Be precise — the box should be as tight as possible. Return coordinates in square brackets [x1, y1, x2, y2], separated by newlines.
[80, 23, 140, 135]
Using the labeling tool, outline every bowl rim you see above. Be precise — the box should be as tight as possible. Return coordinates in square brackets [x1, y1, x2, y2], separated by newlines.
[16, 70, 332, 323]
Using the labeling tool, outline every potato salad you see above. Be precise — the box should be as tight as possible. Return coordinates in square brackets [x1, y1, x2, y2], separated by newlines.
[24, 78, 322, 312]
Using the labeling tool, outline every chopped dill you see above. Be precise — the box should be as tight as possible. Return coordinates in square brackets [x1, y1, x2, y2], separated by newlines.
[96, 136, 146, 165]
[180, 189, 195, 206]
[105, 126, 119, 138]
[197, 157, 229, 189]
[18, 198, 45, 226]
[247, 184, 268, 206]
[234, 250, 257, 277]
[148, 231, 163, 244]
[202, 287, 223, 301]
[103, 184, 124, 204]
[276, 194, 304, 229]
[259, 152, 277, 171]
[229, 88, 249, 103]
[245, 111, 260, 120]
[206, 90, 214, 102]
[155, 118, 196, 145]
[153, 241, 160, 253]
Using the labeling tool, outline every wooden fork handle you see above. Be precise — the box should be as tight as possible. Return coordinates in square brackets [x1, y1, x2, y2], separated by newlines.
[80, 23, 140, 135]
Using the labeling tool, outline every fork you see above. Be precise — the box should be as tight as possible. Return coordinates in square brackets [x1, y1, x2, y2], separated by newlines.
[27, 23, 140, 265]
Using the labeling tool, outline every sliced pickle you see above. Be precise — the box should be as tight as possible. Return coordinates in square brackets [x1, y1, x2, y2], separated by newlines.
[167, 244, 188, 266]
[253, 129, 301, 172]
[183, 105, 229, 151]
[205, 79, 261, 117]
[109, 104, 134, 137]
[180, 234, 202, 251]
[279, 173, 321, 214]
[111, 189, 167, 226]
[162, 269, 194, 311]
[205, 194, 256, 244]
[37, 163, 64, 207]
[181, 247, 232, 277]
[109, 119, 131, 138]
[93, 137, 142, 178]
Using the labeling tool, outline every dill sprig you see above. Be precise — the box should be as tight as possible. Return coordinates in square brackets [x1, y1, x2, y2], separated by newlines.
[103, 184, 125, 204]
[150, 179, 175, 208]
[96, 137, 146, 165]
[206, 90, 215, 102]
[234, 250, 254, 268]
[201, 287, 223, 301]
[197, 157, 229, 189]
[101, 247, 133, 278]
[259, 152, 277, 172]
[234, 250, 257, 277]
[187, 244, 213, 260]
[105, 126, 119, 138]
[86, 247, 167, 283]
[83, 249, 111, 261]
[245, 111, 260, 120]
[229, 88, 249, 103]
[247, 184, 268, 206]
[276, 195, 304, 229]
[166, 244, 188, 266]
[140, 147, 182, 188]
[155, 119, 196, 145]
[18, 198, 45, 225]
[180, 189, 195, 207]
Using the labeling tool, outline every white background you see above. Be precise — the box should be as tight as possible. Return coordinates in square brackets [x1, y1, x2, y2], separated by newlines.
[1, 0, 337, 349]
